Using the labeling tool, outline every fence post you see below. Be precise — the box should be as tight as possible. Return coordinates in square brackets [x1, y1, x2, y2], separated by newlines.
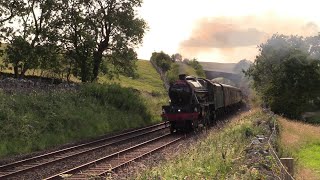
[280, 158, 294, 179]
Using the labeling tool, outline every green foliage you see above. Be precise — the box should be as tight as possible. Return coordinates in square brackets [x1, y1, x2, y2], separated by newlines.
[0, 0, 24, 24]
[171, 53, 182, 62]
[150, 51, 172, 72]
[0, 0, 147, 82]
[166, 63, 180, 84]
[186, 58, 205, 77]
[246, 34, 320, 119]
[4, 36, 33, 70]
[0, 83, 152, 157]
[100, 60, 168, 122]
[0, 0, 61, 78]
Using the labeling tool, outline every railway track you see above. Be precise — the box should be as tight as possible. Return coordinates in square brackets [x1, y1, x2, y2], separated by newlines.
[45, 133, 183, 180]
[0, 122, 169, 179]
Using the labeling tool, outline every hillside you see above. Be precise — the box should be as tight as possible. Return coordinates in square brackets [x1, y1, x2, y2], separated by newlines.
[99, 60, 166, 94]
[200, 62, 236, 73]
[99, 60, 168, 122]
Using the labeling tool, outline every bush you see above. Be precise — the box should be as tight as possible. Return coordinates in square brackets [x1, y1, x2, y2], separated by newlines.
[166, 63, 180, 84]
[187, 59, 205, 77]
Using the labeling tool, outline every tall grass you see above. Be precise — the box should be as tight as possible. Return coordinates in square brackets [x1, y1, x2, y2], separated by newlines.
[278, 117, 320, 178]
[136, 109, 274, 179]
[0, 83, 151, 158]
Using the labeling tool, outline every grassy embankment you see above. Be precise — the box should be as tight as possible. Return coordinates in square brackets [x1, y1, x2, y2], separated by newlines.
[0, 60, 167, 158]
[99, 60, 168, 122]
[166, 62, 199, 84]
[278, 117, 320, 179]
[0, 84, 151, 157]
[136, 109, 278, 179]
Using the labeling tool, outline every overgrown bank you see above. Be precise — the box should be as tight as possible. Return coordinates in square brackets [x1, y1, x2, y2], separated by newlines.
[135, 109, 281, 179]
[278, 117, 320, 179]
[0, 83, 152, 158]
[99, 60, 168, 122]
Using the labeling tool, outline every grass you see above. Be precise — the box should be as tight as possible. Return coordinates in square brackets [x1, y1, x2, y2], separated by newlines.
[0, 59, 168, 157]
[0, 83, 152, 158]
[278, 117, 320, 179]
[99, 60, 168, 122]
[99, 60, 165, 94]
[135, 109, 276, 179]
[166, 62, 200, 84]
[166, 63, 180, 84]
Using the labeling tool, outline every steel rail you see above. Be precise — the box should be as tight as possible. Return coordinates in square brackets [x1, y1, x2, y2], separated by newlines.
[45, 133, 183, 180]
[0, 122, 167, 179]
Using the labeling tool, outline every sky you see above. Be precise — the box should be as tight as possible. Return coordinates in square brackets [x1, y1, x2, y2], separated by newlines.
[136, 0, 320, 62]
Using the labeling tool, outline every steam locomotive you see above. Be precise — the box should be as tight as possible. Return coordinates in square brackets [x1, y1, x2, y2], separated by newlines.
[162, 74, 242, 133]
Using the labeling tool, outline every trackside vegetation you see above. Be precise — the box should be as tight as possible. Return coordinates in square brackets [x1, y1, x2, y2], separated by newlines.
[0, 84, 151, 158]
[136, 109, 279, 179]
[278, 117, 320, 178]
[245, 34, 320, 119]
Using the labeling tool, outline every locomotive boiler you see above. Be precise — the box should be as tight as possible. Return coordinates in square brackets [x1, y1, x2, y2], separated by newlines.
[161, 74, 242, 133]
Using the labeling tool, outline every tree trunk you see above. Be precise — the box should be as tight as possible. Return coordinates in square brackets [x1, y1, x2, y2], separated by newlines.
[20, 66, 28, 78]
[13, 65, 19, 78]
[92, 51, 103, 81]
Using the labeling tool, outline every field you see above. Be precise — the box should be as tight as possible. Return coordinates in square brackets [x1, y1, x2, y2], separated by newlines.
[278, 117, 320, 179]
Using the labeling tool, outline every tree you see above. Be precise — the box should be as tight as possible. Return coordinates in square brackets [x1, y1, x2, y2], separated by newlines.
[186, 58, 205, 77]
[150, 51, 172, 72]
[57, 0, 96, 82]
[0, 0, 23, 24]
[246, 34, 320, 119]
[90, 0, 146, 81]
[171, 53, 182, 62]
[57, 0, 146, 82]
[0, 0, 61, 78]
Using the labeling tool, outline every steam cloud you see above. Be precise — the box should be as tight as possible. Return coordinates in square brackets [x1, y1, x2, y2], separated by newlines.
[181, 19, 267, 48]
[179, 16, 320, 62]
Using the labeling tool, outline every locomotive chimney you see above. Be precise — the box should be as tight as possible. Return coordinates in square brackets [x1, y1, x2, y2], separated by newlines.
[179, 74, 187, 80]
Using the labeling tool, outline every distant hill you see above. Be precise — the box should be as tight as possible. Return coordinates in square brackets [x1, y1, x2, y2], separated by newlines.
[200, 60, 252, 74]
[200, 62, 236, 73]
[233, 59, 252, 75]
[211, 77, 236, 86]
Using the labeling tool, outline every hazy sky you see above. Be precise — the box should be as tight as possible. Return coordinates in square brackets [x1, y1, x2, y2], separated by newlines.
[136, 0, 320, 62]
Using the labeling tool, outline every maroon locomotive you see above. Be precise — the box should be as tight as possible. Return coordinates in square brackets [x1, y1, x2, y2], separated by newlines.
[161, 74, 242, 133]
